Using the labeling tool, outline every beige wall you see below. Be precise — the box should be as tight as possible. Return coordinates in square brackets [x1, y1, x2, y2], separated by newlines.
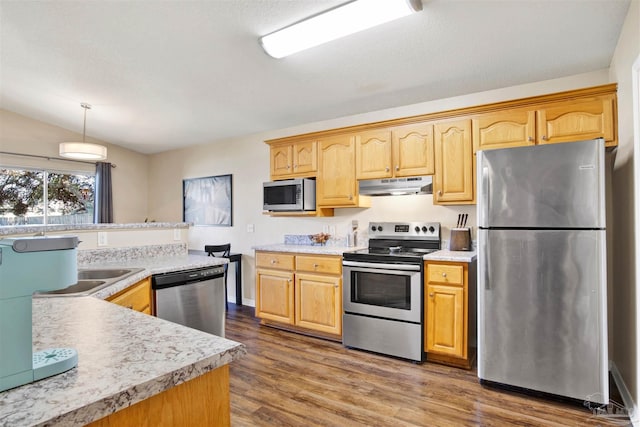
[148, 69, 610, 306]
[609, 0, 640, 408]
[0, 109, 149, 223]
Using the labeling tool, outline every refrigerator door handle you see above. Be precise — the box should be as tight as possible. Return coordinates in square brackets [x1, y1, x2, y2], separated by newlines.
[482, 232, 491, 290]
[479, 163, 490, 226]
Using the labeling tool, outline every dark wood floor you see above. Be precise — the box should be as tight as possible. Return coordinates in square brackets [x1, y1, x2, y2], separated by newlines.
[225, 304, 627, 426]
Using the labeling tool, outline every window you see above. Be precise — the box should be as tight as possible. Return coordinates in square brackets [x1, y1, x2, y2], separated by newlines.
[0, 168, 95, 226]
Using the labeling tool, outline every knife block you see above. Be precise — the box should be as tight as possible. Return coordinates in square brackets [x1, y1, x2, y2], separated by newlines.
[449, 228, 471, 251]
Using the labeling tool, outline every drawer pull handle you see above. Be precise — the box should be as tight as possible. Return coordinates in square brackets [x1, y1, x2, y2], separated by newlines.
[429, 293, 434, 297]
[542, 135, 548, 141]
[271, 259, 277, 264]
[395, 165, 399, 171]
[528, 136, 534, 142]
[442, 272, 447, 277]
[313, 263, 319, 268]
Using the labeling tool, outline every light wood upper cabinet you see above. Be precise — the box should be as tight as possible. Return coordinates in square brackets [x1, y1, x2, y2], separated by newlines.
[270, 140, 317, 179]
[295, 273, 342, 335]
[355, 130, 393, 179]
[472, 108, 536, 152]
[355, 124, 434, 180]
[537, 95, 615, 146]
[317, 134, 370, 208]
[433, 119, 474, 204]
[392, 123, 435, 176]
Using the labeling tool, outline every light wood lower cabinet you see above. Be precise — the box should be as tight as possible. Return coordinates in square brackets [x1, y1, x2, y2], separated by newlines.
[107, 277, 153, 315]
[86, 365, 230, 427]
[255, 251, 343, 338]
[255, 269, 295, 324]
[424, 260, 476, 369]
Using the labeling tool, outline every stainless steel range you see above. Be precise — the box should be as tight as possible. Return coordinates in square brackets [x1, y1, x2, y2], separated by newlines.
[342, 221, 441, 362]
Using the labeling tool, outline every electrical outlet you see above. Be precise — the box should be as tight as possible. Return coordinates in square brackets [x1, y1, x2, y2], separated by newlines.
[97, 232, 108, 247]
[173, 229, 181, 241]
[246, 224, 255, 233]
[351, 220, 358, 229]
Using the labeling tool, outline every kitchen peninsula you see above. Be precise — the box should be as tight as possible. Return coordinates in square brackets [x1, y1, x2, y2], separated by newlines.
[0, 297, 245, 426]
[0, 223, 246, 426]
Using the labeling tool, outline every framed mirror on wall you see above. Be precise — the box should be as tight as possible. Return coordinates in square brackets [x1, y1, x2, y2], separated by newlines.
[183, 174, 232, 226]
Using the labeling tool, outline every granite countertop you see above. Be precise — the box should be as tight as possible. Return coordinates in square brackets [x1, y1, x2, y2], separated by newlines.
[0, 222, 190, 236]
[252, 243, 366, 255]
[424, 249, 477, 263]
[0, 254, 244, 427]
[83, 254, 228, 300]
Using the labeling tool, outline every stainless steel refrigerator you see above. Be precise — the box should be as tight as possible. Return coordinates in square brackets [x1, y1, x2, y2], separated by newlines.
[477, 139, 608, 404]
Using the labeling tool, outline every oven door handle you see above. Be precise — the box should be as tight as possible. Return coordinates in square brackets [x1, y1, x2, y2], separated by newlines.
[342, 261, 421, 271]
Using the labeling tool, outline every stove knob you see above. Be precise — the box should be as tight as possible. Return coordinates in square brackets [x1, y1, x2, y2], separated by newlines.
[371, 226, 376, 232]
[422, 226, 428, 233]
[429, 226, 435, 233]
[414, 226, 420, 233]
[377, 226, 383, 232]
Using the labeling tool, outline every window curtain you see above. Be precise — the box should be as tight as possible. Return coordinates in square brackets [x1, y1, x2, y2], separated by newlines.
[94, 162, 113, 223]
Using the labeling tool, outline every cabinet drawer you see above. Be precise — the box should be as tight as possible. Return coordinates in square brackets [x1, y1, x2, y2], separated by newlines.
[296, 255, 342, 275]
[427, 264, 463, 286]
[256, 252, 295, 270]
[108, 278, 152, 313]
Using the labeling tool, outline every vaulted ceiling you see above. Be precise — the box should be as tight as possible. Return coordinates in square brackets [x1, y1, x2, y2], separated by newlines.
[0, 0, 631, 154]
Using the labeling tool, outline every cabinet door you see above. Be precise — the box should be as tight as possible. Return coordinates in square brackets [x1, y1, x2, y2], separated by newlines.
[256, 269, 295, 324]
[108, 277, 152, 315]
[433, 119, 474, 204]
[317, 134, 358, 207]
[355, 130, 392, 179]
[392, 123, 434, 176]
[537, 95, 615, 146]
[270, 145, 293, 178]
[295, 273, 342, 335]
[426, 284, 465, 358]
[292, 141, 317, 175]
[472, 109, 536, 152]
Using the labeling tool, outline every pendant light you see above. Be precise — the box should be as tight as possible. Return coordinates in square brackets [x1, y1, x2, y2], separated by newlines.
[59, 103, 107, 161]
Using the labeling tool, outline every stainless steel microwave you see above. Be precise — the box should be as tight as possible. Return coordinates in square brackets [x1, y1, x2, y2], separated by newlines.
[263, 178, 316, 211]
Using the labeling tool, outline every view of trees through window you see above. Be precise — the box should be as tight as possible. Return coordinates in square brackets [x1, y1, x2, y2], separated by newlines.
[0, 168, 95, 226]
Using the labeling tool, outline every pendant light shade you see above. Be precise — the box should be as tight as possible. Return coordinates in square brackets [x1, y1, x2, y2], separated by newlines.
[59, 103, 107, 161]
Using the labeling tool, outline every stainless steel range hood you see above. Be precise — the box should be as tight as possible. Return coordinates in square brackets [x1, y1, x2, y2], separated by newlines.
[358, 176, 432, 196]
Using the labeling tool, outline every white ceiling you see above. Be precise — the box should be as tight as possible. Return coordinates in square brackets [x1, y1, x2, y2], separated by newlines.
[0, 0, 631, 155]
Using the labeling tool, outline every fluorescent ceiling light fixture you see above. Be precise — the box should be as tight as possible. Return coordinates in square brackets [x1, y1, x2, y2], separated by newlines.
[260, 0, 422, 59]
[59, 103, 108, 161]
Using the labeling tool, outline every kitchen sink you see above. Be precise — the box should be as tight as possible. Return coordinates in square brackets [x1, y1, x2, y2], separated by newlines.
[41, 280, 107, 295]
[34, 267, 145, 297]
[78, 269, 134, 280]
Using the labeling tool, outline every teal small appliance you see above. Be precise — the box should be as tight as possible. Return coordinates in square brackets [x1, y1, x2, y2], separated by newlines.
[0, 236, 79, 392]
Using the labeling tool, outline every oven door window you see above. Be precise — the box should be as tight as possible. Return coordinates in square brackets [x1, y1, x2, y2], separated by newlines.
[351, 271, 411, 310]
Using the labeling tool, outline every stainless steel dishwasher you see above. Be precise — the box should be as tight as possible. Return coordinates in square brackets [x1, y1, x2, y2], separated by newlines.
[152, 266, 226, 337]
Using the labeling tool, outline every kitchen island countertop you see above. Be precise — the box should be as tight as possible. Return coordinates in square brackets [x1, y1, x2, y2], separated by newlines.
[1, 253, 241, 426]
[0, 296, 245, 427]
[424, 249, 477, 263]
[252, 243, 366, 255]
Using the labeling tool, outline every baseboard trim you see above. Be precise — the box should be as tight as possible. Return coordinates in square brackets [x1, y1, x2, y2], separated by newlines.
[229, 297, 255, 307]
[610, 361, 640, 426]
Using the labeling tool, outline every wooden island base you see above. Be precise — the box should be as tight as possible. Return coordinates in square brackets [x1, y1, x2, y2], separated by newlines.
[87, 366, 230, 427]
